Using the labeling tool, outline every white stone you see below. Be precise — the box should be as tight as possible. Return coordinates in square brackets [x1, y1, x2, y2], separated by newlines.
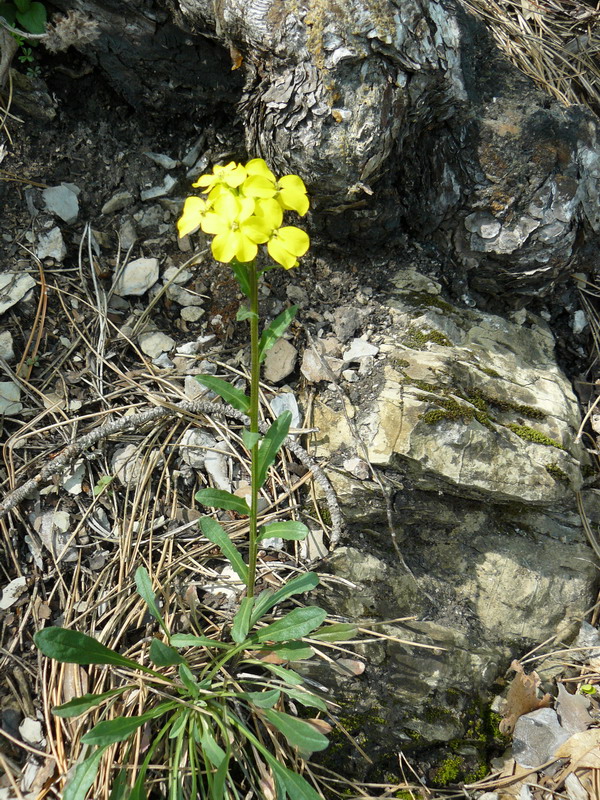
[163, 266, 193, 285]
[0, 273, 36, 315]
[180, 429, 217, 468]
[0, 576, 27, 610]
[0, 381, 22, 414]
[113, 257, 159, 296]
[32, 510, 76, 561]
[0, 330, 14, 361]
[102, 191, 134, 214]
[19, 718, 44, 745]
[112, 444, 143, 484]
[140, 174, 177, 201]
[342, 369, 359, 382]
[36, 227, 67, 261]
[138, 331, 175, 358]
[144, 151, 179, 169]
[63, 459, 85, 494]
[184, 375, 205, 400]
[42, 183, 79, 224]
[263, 338, 298, 383]
[342, 338, 379, 362]
[205, 441, 231, 491]
[572, 309, 587, 334]
[301, 347, 343, 382]
[166, 284, 205, 306]
[270, 392, 301, 430]
[181, 306, 205, 322]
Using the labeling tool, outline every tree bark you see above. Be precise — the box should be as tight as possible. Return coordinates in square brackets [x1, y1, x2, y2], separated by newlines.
[44, 0, 600, 298]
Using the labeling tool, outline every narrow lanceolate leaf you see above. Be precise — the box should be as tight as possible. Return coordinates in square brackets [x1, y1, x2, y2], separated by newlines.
[258, 521, 309, 542]
[267, 757, 324, 800]
[242, 429, 261, 450]
[259, 641, 314, 661]
[196, 488, 250, 515]
[308, 622, 358, 642]
[231, 259, 251, 298]
[200, 725, 227, 767]
[81, 704, 172, 746]
[134, 567, 169, 636]
[263, 709, 329, 753]
[231, 597, 254, 644]
[256, 411, 292, 489]
[63, 745, 110, 800]
[200, 517, 248, 584]
[241, 688, 281, 709]
[279, 685, 327, 711]
[178, 663, 200, 699]
[194, 375, 250, 414]
[170, 633, 230, 650]
[251, 572, 320, 626]
[255, 607, 327, 643]
[34, 628, 144, 671]
[248, 661, 304, 686]
[149, 638, 184, 667]
[210, 749, 230, 800]
[53, 687, 129, 718]
[258, 306, 298, 363]
[168, 709, 190, 739]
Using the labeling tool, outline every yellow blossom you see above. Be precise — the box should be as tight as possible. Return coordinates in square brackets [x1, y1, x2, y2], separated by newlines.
[200, 192, 271, 263]
[193, 161, 247, 193]
[267, 226, 310, 270]
[177, 195, 211, 238]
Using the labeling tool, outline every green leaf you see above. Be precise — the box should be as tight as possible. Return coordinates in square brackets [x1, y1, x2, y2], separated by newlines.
[168, 709, 190, 739]
[260, 641, 314, 661]
[200, 517, 248, 584]
[134, 567, 169, 637]
[249, 661, 305, 685]
[81, 705, 171, 746]
[256, 411, 292, 489]
[258, 521, 309, 542]
[107, 769, 129, 800]
[149, 638, 184, 667]
[258, 306, 298, 363]
[16, 1, 46, 34]
[279, 685, 327, 711]
[241, 688, 281, 709]
[63, 746, 110, 800]
[13, 0, 30, 14]
[263, 709, 329, 753]
[0, 3, 17, 25]
[178, 663, 199, 699]
[170, 633, 230, 650]
[210, 749, 230, 800]
[255, 607, 327, 643]
[267, 757, 323, 800]
[308, 622, 358, 642]
[35, 628, 144, 671]
[200, 725, 227, 767]
[196, 488, 249, 515]
[53, 687, 129, 718]
[231, 259, 251, 298]
[242, 429, 261, 450]
[194, 375, 250, 414]
[236, 305, 257, 322]
[231, 596, 254, 644]
[251, 572, 320, 626]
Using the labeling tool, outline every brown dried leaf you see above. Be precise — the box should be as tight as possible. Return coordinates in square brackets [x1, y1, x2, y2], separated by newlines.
[499, 660, 552, 734]
[332, 658, 365, 676]
[554, 728, 600, 768]
[306, 718, 333, 735]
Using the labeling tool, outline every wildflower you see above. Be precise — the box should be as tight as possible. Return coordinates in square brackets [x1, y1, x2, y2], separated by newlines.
[193, 161, 247, 193]
[200, 192, 271, 263]
[267, 226, 310, 270]
[177, 196, 211, 238]
[276, 174, 309, 216]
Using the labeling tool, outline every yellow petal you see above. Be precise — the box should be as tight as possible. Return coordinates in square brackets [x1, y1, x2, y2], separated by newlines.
[276, 226, 310, 257]
[240, 218, 271, 244]
[245, 158, 276, 182]
[242, 175, 277, 199]
[254, 197, 283, 230]
[267, 237, 298, 270]
[200, 211, 229, 236]
[278, 187, 310, 216]
[235, 235, 259, 263]
[211, 231, 238, 263]
[177, 196, 207, 237]
[223, 163, 248, 188]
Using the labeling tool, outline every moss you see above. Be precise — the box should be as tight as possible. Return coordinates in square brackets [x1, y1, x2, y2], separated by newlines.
[465, 763, 489, 783]
[404, 327, 452, 349]
[464, 387, 546, 420]
[582, 463, 598, 478]
[430, 754, 463, 786]
[479, 366, 501, 378]
[394, 792, 415, 800]
[402, 291, 455, 314]
[409, 379, 442, 393]
[507, 424, 565, 449]
[545, 464, 570, 485]
[421, 397, 494, 430]
[393, 358, 411, 369]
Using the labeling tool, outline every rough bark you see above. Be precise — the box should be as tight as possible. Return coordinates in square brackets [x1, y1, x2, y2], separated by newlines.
[42, 0, 600, 298]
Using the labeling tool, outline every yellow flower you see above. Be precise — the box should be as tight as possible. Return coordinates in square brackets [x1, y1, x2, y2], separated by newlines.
[193, 161, 247, 193]
[267, 226, 310, 270]
[177, 195, 210, 238]
[241, 158, 277, 200]
[276, 174, 309, 216]
[200, 192, 271, 263]
[244, 159, 309, 215]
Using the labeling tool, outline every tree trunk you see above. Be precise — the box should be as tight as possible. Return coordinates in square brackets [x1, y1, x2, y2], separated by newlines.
[46, 0, 600, 298]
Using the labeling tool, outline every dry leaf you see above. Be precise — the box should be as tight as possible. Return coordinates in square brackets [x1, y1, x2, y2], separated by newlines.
[556, 684, 593, 735]
[306, 718, 333, 735]
[332, 658, 365, 676]
[554, 729, 600, 768]
[564, 772, 590, 800]
[499, 660, 552, 734]
[229, 44, 243, 70]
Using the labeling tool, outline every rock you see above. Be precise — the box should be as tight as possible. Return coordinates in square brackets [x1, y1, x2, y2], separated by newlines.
[102, 190, 134, 214]
[119, 219, 137, 249]
[184, 376, 205, 401]
[204, 442, 231, 492]
[181, 306, 205, 322]
[36, 227, 66, 261]
[42, 183, 79, 224]
[166, 284, 205, 306]
[0, 330, 14, 361]
[19, 718, 44, 745]
[180, 429, 217, 469]
[0, 381, 22, 414]
[270, 392, 301, 430]
[572, 310, 587, 334]
[112, 444, 142, 484]
[62, 459, 85, 495]
[140, 175, 177, 201]
[263, 338, 298, 383]
[163, 266, 193, 285]
[152, 353, 174, 369]
[512, 708, 570, 768]
[144, 151, 179, 169]
[300, 344, 343, 383]
[342, 338, 379, 362]
[333, 306, 365, 342]
[138, 331, 175, 358]
[0, 577, 27, 610]
[0, 272, 36, 315]
[31, 510, 76, 562]
[113, 257, 159, 296]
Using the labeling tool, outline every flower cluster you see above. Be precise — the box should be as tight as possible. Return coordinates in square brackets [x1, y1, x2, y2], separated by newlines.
[177, 158, 310, 270]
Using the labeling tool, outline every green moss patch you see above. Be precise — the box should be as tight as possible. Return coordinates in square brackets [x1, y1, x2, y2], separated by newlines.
[507, 424, 564, 449]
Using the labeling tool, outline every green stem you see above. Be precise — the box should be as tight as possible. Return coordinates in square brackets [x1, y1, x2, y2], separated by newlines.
[247, 261, 260, 598]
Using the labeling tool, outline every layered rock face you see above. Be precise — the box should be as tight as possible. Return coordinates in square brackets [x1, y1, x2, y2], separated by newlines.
[305, 267, 598, 770]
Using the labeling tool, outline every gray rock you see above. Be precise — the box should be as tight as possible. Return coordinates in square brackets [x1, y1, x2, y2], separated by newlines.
[0, 381, 22, 414]
[31, 509, 77, 562]
[300, 345, 343, 382]
[342, 338, 379, 362]
[102, 191, 134, 214]
[180, 429, 217, 469]
[0, 331, 14, 361]
[333, 306, 365, 342]
[263, 338, 298, 383]
[0, 273, 36, 315]
[181, 306, 205, 322]
[140, 175, 177, 201]
[119, 219, 137, 250]
[138, 331, 175, 358]
[163, 266, 193, 285]
[184, 375, 205, 400]
[36, 227, 66, 261]
[144, 151, 179, 169]
[113, 257, 159, 296]
[166, 284, 205, 306]
[42, 183, 79, 224]
[270, 392, 301, 430]
[204, 441, 231, 492]
[512, 708, 570, 768]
